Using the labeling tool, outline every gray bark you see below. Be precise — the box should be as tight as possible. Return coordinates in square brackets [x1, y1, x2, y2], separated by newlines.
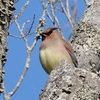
[0, 0, 15, 93]
[39, 60, 100, 100]
[39, 0, 100, 99]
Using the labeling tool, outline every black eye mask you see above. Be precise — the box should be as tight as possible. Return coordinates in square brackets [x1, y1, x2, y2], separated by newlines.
[46, 30, 53, 36]
[41, 27, 58, 41]
[41, 29, 53, 41]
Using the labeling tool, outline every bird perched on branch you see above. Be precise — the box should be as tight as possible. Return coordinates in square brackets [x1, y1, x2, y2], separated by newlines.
[39, 27, 78, 74]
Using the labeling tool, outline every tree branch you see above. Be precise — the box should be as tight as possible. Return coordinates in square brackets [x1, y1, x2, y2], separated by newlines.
[8, 50, 31, 96]
[84, 0, 90, 6]
[60, 0, 76, 29]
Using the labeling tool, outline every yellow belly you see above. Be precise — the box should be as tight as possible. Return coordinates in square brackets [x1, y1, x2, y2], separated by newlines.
[39, 48, 71, 74]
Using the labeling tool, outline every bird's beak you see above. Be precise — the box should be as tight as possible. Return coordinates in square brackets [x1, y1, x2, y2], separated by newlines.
[40, 33, 46, 41]
[40, 33, 46, 36]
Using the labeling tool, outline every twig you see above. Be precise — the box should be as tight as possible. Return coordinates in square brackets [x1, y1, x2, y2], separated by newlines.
[9, 16, 35, 39]
[13, 0, 30, 22]
[22, 20, 30, 31]
[50, 2, 60, 27]
[60, 0, 76, 29]
[14, 0, 19, 4]
[28, 15, 35, 34]
[71, 0, 77, 23]
[10, 13, 46, 97]
[30, 36, 39, 51]
[65, 0, 76, 28]
[69, 0, 78, 39]
[7, 17, 37, 97]
[54, 6, 63, 12]
[40, 0, 54, 23]
[17, 0, 30, 18]
[3, 0, 42, 99]
[15, 19, 29, 48]
[8, 50, 31, 96]
[9, 32, 35, 39]
[84, 0, 90, 6]
[9, 34, 22, 39]
[40, 0, 61, 32]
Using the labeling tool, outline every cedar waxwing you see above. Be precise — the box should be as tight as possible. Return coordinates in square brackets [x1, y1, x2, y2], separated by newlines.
[39, 27, 78, 74]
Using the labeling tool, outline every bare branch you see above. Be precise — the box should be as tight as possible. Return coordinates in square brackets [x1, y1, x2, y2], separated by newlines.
[14, 0, 19, 4]
[84, 0, 89, 6]
[12, 0, 30, 23]
[54, 6, 63, 12]
[50, 1, 61, 27]
[9, 11, 46, 96]
[40, 0, 62, 33]
[68, 0, 78, 39]
[40, 0, 54, 23]
[9, 16, 35, 39]
[9, 32, 35, 39]
[28, 15, 35, 34]
[22, 20, 30, 31]
[7, 16, 37, 97]
[8, 51, 31, 96]
[17, 0, 30, 18]
[71, 0, 77, 23]
[6, 14, 37, 97]
[30, 36, 38, 51]
[9, 15, 35, 39]
[15, 19, 29, 48]
[60, 0, 76, 29]
[9, 34, 22, 39]
[7, 1, 46, 96]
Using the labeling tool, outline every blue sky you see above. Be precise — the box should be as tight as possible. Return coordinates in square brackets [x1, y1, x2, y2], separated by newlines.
[0, 0, 85, 100]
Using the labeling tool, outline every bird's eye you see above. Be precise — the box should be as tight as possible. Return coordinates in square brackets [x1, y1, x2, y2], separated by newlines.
[46, 30, 52, 36]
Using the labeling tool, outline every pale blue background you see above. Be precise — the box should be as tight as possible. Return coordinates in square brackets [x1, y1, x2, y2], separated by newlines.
[0, 0, 85, 100]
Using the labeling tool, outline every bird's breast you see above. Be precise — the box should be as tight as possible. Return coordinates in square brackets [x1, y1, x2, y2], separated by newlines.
[39, 47, 72, 74]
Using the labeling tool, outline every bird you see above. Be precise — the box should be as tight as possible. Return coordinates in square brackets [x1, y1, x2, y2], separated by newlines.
[39, 27, 78, 74]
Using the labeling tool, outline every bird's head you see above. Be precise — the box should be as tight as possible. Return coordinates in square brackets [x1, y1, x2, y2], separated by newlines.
[40, 27, 58, 41]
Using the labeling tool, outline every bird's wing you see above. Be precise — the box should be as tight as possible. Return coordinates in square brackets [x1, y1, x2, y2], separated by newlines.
[63, 40, 78, 67]
[67, 50, 78, 67]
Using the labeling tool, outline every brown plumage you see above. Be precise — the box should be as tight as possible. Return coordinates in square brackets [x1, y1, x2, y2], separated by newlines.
[39, 27, 78, 74]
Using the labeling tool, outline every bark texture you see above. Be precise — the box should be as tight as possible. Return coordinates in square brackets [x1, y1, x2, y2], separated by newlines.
[39, 60, 100, 100]
[39, 0, 100, 99]
[0, 0, 15, 92]
[72, 0, 100, 72]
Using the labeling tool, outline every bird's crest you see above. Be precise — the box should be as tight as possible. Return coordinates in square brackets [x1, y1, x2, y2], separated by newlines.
[42, 26, 58, 36]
